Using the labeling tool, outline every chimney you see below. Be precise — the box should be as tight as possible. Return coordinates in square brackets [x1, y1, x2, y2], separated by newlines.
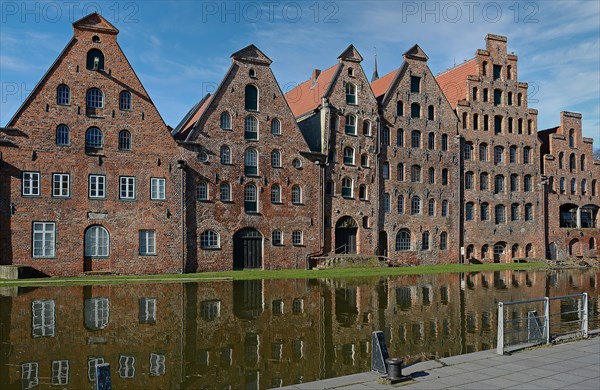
[312, 69, 321, 81]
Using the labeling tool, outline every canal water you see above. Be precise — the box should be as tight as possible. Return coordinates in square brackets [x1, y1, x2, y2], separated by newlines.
[1, 269, 598, 389]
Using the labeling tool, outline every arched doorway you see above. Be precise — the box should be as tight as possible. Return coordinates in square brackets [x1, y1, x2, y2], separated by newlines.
[493, 242, 506, 263]
[84, 225, 110, 272]
[335, 216, 358, 254]
[233, 228, 263, 269]
[548, 242, 558, 260]
[569, 239, 581, 257]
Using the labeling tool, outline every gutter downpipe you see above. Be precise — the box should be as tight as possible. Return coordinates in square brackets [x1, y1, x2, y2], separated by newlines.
[177, 159, 186, 274]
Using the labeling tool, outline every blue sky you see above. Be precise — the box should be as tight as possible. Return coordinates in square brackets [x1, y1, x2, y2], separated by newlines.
[1, 0, 599, 146]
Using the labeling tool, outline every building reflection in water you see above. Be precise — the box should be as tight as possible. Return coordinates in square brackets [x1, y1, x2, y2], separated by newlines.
[0, 270, 598, 389]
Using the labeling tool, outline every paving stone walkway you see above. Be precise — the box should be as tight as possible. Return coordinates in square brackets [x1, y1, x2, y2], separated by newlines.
[279, 337, 599, 389]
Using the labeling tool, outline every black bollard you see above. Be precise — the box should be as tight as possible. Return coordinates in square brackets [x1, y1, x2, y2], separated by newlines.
[385, 357, 404, 380]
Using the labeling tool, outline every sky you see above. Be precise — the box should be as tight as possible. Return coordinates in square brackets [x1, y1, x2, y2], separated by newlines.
[1, 0, 599, 146]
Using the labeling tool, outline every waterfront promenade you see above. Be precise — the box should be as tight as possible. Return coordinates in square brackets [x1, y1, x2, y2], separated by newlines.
[279, 336, 599, 389]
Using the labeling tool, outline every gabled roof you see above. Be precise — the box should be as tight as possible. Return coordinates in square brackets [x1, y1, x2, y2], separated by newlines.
[403, 44, 428, 61]
[231, 44, 272, 65]
[172, 94, 212, 138]
[370, 68, 400, 99]
[284, 64, 341, 118]
[435, 58, 478, 108]
[338, 44, 363, 62]
[73, 12, 119, 34]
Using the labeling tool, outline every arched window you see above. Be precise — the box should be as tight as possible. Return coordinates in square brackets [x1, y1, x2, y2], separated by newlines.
[397, 195, 404, 214]
[480, 173, 489, 191]
[512, 244, 519, 258]
[558, 152, 564, 169]
[483, 245, 490, 259]
[345, 114, 356, 135]
[590, 237, 597, 250]
[569, 153, 576, 172]
[569, 128, 575, 147]
[346, 83, 357, 104]
[411, 130, 421, 148]
[494, 115, 502, 134]
[511, 203, 520, 221]
[480, 203, 490, 221]
[560, 177, 566, 193]
[397, 163, 404, 181]
[291, 185, 302, 204]
[510, 174, 519, 192]
[462, 112, 468, 129]
[442, 200, 448, 217]
[465, 171, 474, 190]
[494, 175, 505, 193]
[383, 162, 390, 179]
[57, 84, 70, 105]
[411, 165, 421, 183]
[581, 155, 586, 171]
[341, 177, 353, 198]
[343, 147, 355, 165]
[272, 230, 283, 246]
[56, 124, 70, 146]
[118, 130, 131, 150]
[119, 91, 132, 110]
[197, 181, 208, 200]
[570, 178, 576, 194]
[592, 180, 597, 196]
[525, 203, 533, 221]
[465, 202, 474, 221]
[495, 205, 506, 224]
[271, 118, 281, 135]
[220, 145, 231, 164]
[422, 232, 430, 250]
[244, 115, 258, 140]
[525, 243, 533, 258]
[428, 167, 435, 184]
[428, 199, 435, 216]
[363, 120, 371, 136]
[361, 154, 369, 168]
[396, 101, 404, 116]
[411, 103, 420, 118]
[411, 196, 421, 215]
[464, 142, 473, 160]
[428, 105, 434, 121]
[244, 148, 258, 176]
[84, 225, 109, 257]
[479, 143, 488, 161]
[220, 182, 231, 202]
[523, 147, 531, 164]
[442, 169, 448, 185]
[396, 230, 411, 251]
[271, 149, 282, 168]
[86, 49, 105, 70]
[466, 245, 474, 259]
[245, 85, 258, 111]
[509, 146, 517, 163]
[86, 88, 104, 108]
[440, 232, 448, 250]
[271, 184, 281, 203]
[359, 184, 367, 200]
[220, 112, 231, 130]
[428, 132, 435, 150]
[85, 127, 103, 148]
[244, 184, 258, 212]
[441, 134, 448, 151]
[398, 128, 406, 147]
[524, 175, 532, 192]
[200, 230, 220, 249]
[383, 193, 390, 213]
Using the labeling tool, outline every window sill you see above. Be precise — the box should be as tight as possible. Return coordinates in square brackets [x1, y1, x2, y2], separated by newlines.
[201, 247, 222, 251]
[140, 254, 157, 257]
[197, 199, 212, 203]
[32, 256, 57, 259]
[150, 198, 167, 202]
[52, 196, 71, 199]
[292, 244, 305, 247]
[119, 198, 137, 201]
[89, 197, 107, 200]
[22, 194, 41, 198]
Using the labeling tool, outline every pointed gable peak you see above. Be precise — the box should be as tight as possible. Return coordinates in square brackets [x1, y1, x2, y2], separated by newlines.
[73, 12, 119, 34]
[338, 44, 363, 63]
[231, 44, 272, 65]
[403, 44, 428, 62]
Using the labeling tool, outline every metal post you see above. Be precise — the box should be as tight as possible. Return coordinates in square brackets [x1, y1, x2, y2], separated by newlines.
[544, 297, 550, 344]
[497, 302, 504, 355]
[582, 293, 589, 338]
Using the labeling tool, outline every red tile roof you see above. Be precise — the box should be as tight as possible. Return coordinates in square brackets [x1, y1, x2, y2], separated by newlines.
[285, 64, 340, 118]
[435, 58, 478, 108]
[174, 94, 212, 139]
[370, 68, 398, 99]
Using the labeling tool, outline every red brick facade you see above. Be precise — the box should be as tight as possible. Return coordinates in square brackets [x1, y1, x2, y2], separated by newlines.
[0, 16, 598, 276]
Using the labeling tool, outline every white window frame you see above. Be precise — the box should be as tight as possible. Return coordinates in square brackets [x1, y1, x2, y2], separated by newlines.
[150, 178, 166, 200]
[85, 297, 110, 330]
[89, 175, 106, 199]
[150, 354, 166, 376]
[32, 299, 55, 337]
[291, 185, 302, 204]
[200, 230, 220, 249]
[21, 362, 39, 389]
[201, 300, 221, 320]
[52, 173, 70, 197]
[292, 230, 303, 246]
[32, 222, 56, 258]
[119, 355, 136, 379]
[272, 230, 283, 246]
[22, 172, 40, 196]
[139, 230, 156, 255]
[85, 226, 110, 257]
[120, 176, 136, 200]
[220, 182, 231, 202]
[88, 357, 105, 382]
[139, 297, 157, 323]
[51, 360, 69, 386]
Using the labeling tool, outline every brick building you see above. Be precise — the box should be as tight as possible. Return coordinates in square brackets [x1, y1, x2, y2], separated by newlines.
[173, 45, 321, 272]
[539, 112, 600, 259]
[437, 34, 544, 263]
[371, 45, 461, 264]
[0, 13, 183, 276]
[285, 45, 380, 257]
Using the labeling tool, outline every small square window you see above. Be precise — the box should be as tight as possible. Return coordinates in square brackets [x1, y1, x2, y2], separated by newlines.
[22, 172, 40, 196]
[52, 173, 70, 197]
[151, 178, 166, 200]
[120, 176, 136, 200]
[89, 175, 106, 198]
[139, 230, 156, 255]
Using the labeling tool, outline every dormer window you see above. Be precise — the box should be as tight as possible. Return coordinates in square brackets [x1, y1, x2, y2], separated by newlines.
[245, 85, 258, 111]
[345, 83, 357, 105]
[119, 91, 132, 111]
[249, 68, 256, 78]
[86, 49, 105, 71]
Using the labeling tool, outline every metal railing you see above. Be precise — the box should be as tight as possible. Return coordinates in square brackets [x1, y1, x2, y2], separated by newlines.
[497, 293, 589, 355]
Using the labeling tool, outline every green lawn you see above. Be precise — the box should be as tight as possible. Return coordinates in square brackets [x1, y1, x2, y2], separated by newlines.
[0, 262, 548, 287]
